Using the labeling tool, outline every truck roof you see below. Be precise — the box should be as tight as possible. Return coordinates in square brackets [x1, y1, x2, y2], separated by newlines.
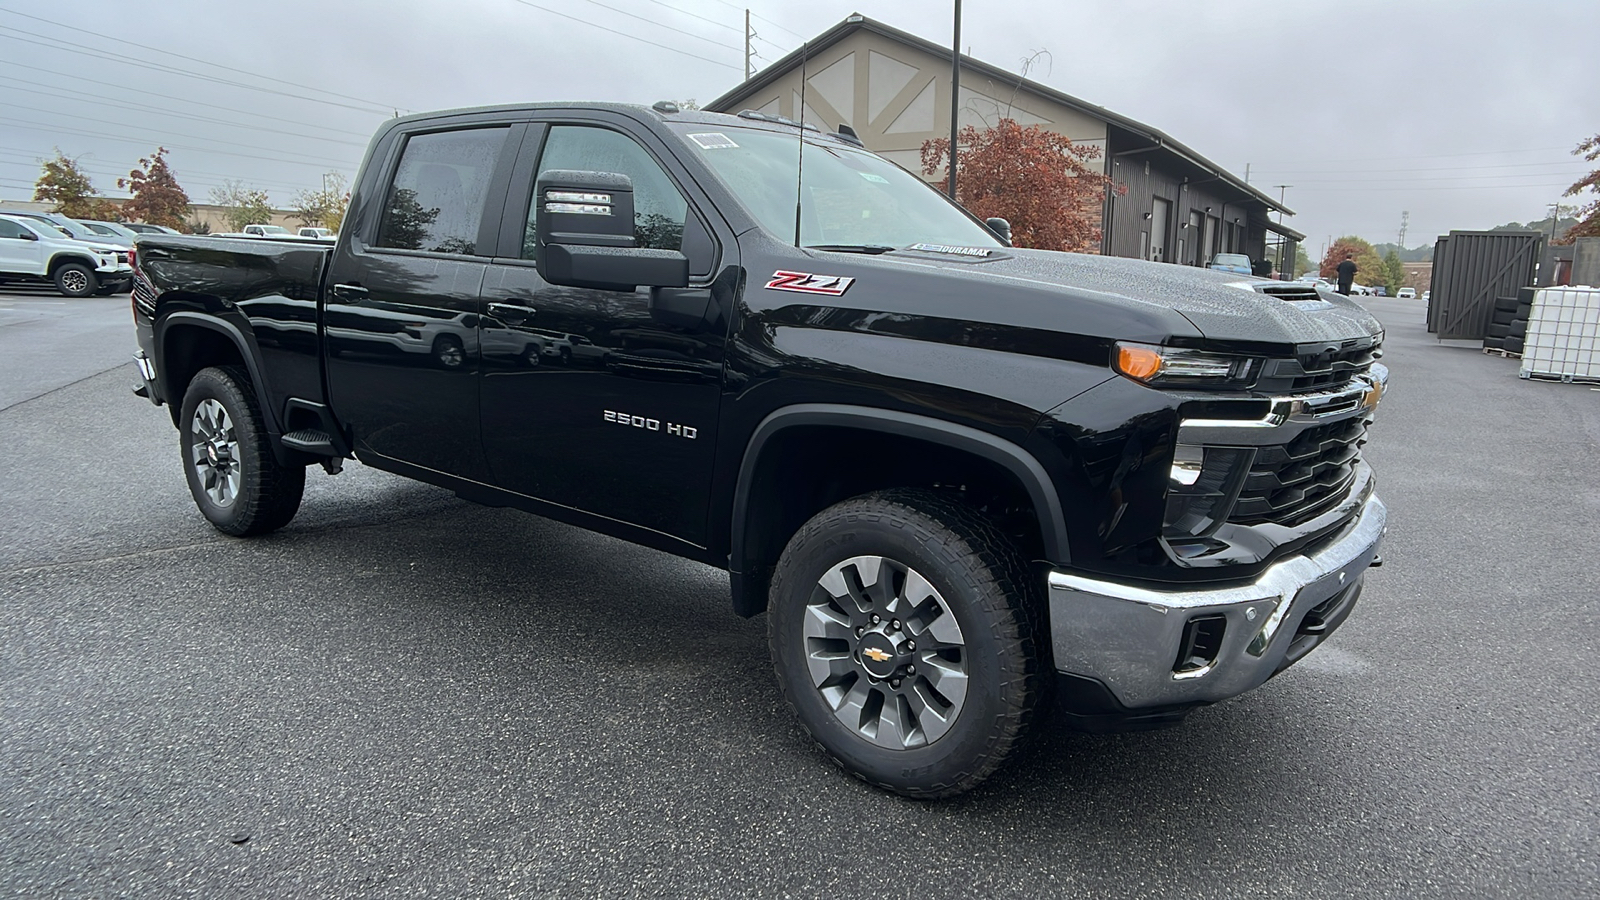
[384, 101, 853, 142]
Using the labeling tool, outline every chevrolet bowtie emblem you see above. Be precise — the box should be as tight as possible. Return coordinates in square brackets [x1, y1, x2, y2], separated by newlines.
[863, 647, 892, 663]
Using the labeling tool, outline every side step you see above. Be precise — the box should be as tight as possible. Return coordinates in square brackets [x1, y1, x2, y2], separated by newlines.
[281, 429, 337, 454]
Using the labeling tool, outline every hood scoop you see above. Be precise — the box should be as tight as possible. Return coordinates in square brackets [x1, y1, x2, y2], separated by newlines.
[1255, 283, 1331, 308]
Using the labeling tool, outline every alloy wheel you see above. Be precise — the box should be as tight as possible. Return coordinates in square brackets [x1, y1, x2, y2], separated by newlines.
[190, 398, 241, 507]
[803, 555, 970, 750]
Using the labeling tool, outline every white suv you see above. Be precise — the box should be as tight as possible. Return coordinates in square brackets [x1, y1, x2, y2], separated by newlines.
[0, 214, 133, 296]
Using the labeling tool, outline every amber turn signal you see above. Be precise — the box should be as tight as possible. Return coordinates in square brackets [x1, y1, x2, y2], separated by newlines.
[1116, 344, 1164, 380]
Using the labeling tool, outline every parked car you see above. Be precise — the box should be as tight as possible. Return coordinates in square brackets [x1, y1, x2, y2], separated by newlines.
[0, 214, 133, 296]
[129, 101, 1389, 799]
[1208, 252, 1253, 274]
[298, 227, 336, 240]
[3, 211, 135, 249]
[122, 223, 182, 236]
[242, 224, 295, 237]
[1396, 287, 1416, 299]
[77, 220, 142, 242]
[1422, 290, 1431, 302]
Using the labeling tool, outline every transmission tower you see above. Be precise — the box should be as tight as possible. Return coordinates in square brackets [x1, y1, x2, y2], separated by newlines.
[1398, 210, 1409, 249]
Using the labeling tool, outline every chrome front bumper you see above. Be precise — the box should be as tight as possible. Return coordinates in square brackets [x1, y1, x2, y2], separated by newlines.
[1047, 493, 1386, 710]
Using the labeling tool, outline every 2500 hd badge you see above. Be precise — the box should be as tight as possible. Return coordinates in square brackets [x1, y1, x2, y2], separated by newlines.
[604, 409, 697, 439]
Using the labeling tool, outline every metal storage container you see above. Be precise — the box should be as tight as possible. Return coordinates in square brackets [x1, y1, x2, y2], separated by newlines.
[1520, 286, 1600, 383]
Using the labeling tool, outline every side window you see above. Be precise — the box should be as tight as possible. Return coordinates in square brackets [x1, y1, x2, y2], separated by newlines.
[0, 219, 28, 239]
[376, 127, 509, 255]
[524, 126, 689, 258]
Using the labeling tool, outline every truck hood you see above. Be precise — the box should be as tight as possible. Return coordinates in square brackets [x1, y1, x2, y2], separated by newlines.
[833, 246, 1383, 349]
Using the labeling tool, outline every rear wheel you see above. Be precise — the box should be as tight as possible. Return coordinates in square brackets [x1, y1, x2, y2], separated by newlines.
[53, 263, 97, 297]
[179, 366, 305, 536]
[768, 489, 1045, 798]
[433, 334, 465, 368]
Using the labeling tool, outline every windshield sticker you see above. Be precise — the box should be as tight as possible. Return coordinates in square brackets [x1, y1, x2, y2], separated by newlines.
[858, 172, 889, 184]
[765, 270, 855, 296]
[908, 243, 994, 258]
[689, 132, 739, 150]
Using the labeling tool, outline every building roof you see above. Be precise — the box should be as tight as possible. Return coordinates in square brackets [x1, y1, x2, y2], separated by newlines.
[707, 13, 1298, 225]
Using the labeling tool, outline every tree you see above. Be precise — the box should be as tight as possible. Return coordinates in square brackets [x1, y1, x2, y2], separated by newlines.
[1319, 236, 1384, 288]
[290, 172, 349, 231]
[34, 150, 121, 219]
[922, 119, 1116, 252]
[209, 179, 275, 232]
[1293, 245, 1312, 278]
[1381, 250, 1405, 294]
[1559, 132, 1599, 243]
[118, 147, 191, 229]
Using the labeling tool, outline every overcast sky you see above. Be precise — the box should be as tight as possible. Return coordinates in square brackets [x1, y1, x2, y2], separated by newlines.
[1, 0, 1595, 253]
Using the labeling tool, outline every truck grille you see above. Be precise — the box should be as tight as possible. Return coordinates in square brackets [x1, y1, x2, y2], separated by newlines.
[1229, 414, 1370, 527]
[1254, 340, 1381, 393]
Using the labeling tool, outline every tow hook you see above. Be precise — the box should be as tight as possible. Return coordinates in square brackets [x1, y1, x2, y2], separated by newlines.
[320, 457, 345, 475]
[1369, 555, 1383, 568]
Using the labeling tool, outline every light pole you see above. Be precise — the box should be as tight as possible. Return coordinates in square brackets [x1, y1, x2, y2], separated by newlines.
[1273, 185, 1291, 278]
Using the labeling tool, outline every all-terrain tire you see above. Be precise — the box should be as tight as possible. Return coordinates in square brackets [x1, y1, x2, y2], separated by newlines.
[1509, 319, 1527, 339]
[768, 488, 1046, 799]
[179, 365, 305, 536]
[53, 262, 97, 298]
[1503, 336, 1524, 354]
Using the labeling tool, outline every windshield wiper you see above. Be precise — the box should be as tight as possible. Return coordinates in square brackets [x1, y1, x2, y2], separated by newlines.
[804, 243, 897, 254]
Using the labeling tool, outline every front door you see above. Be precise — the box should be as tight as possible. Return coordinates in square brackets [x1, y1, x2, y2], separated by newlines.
[0, 217, 45, 274]
[1150, 197, 1171, 262]
[323, 124, 519, 481]
[478, 120, 729, 546]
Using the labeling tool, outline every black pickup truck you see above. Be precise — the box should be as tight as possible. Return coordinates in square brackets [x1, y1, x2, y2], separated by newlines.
[130, 102, 1388, 798]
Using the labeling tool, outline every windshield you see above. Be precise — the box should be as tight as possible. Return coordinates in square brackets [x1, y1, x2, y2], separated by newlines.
[672, 124, 1001, 250]
[1213, 253, 1250, 266]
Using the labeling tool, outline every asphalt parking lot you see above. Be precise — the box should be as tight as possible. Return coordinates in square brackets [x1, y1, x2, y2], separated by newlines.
[2, 286, 1596, 898]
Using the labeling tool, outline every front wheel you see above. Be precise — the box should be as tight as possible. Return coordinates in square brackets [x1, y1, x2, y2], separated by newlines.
[768, 489, 1045, 798]
[179, 366, 305, 536]
[53, 263, 97, 297]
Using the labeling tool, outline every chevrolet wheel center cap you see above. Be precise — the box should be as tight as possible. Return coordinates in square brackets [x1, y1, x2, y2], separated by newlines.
[858, 634, 899, 678]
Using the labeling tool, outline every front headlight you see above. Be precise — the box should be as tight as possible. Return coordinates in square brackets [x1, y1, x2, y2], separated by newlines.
[1113, 341, 1261, 388]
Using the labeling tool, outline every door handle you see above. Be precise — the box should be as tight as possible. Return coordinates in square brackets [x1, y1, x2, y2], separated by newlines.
[487, 301, 536, 319]
[331, 283, 368, 300]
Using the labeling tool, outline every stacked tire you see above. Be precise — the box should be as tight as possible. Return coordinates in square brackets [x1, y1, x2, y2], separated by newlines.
[1483, 293, 1531, 355]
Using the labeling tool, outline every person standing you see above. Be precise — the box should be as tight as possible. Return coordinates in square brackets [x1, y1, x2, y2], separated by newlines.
[1336, 252, 1357, 296]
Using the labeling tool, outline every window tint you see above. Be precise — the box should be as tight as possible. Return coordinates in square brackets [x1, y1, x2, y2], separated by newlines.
[0, 219, 29, 239]
[525, 126, 688, 258]
[377, 127, 508, 255]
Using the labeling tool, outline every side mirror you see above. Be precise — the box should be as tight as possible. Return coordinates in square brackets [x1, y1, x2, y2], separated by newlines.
[535, 169, 688, 292]
[18, 230, 38, 241]
[985, 217, 1012, 245]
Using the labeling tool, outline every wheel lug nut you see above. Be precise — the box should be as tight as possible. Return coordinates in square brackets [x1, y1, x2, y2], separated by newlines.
[906, 665, 916, 675]
[870, 615, 880, 624]
[891, 678, 901, 688]
[855, 627, 864, 637]
[906, 641, 915, 651]
[890, 619, 900, 631]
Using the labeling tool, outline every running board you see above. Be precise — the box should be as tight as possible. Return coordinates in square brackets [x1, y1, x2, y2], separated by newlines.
[281, 429, 337, 454]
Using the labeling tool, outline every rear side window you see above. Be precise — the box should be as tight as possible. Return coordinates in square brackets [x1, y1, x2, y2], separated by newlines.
[376, 127, 509, 255]
[0, 219, 29, 239]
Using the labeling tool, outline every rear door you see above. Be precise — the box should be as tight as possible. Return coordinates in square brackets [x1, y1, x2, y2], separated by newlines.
[476, 116, 733, 546]
[323, 122, 524, 481]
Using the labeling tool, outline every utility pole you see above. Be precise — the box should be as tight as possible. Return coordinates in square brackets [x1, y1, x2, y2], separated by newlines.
[947, 0, 961, 199]
[1398, 210, 1409, 249]
[1273, 185, 1290, 224]
[744, 9, 752, 81]
[1272, 185, 1291, 278]
[1244, 163, 1250, 184]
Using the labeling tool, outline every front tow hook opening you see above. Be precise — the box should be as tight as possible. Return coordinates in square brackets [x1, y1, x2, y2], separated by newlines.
[1173, 614, 1227, 679]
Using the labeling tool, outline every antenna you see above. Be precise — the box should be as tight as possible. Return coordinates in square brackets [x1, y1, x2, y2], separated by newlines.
[793, 40, 808, 248]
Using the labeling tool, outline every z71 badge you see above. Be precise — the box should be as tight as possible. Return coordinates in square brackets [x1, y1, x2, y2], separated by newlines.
[764, 271, 855, 296]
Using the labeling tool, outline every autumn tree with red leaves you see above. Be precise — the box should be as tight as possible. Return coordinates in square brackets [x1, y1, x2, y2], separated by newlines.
[119, 147, 191, 230]
[1559, 132, 1600, 243]
[1318, 236, 1384, 286]
[922, 119, 1116, 252]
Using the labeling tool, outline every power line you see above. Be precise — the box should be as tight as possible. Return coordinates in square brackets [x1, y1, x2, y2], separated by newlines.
[1294, 182, 1577, 193]
[701, 0, 809, 40]
[0, 104, 356, 169]
[0, 116, 357, 172]
[583, 0, 742, 51]
[0, 59, 375, 140]
[0, 148, 322, 193]
[506, 0, 739, 69]
[0, 28, 393, 116]
[640, 0, 743, 33]
[1252, 160, 1586, 177]
[0, 7, 401, 114]
[1246, 145, 1577, 166]
[0, 80, 368, 149]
